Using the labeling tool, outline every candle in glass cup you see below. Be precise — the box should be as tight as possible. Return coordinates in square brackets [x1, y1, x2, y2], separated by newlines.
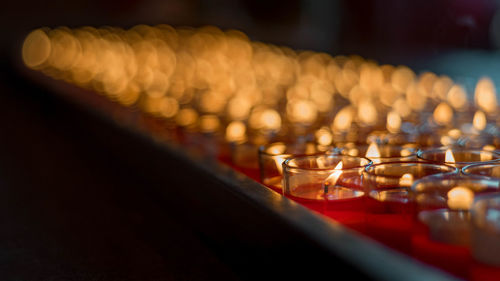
[363, 161, 457, 253]
[417, 147, 500, 169]
[409, 175, 500, 277]
[258, 141, 332, 193]
[336, 142, 418, 164]
[282, 154, 371, 231]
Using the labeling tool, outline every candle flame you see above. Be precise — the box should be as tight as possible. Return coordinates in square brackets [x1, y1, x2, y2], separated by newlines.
[473, 110, 487, 131]
[315, 127, 333, 146]
[386, 111, 401, 133]
[445, 149, 456, 163]
[225, 121, 247, 142]
[474, 77, 497, 113]
[267, 143, 288, 175]
[273, 154, 290, 175]
[325, 161, 343, 186]
[366, 143, 381, 163]
[433, 102, 453, 125]
[447, 186, 474, 210]
[399, 173, 414, 187]
[333, 106, 354, 132]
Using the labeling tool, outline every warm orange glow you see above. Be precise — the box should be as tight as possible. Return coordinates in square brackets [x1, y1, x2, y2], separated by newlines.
[315, 127, 333, 146]
[325, 161, 343, 186]
[22, 29, 51, 69]
[433, 102, 453, 125]
[366, 143, 381, 163]
[475, 77, 498, 113]
[447, 186, 474, 210]
[386, 111, 401, 133]
[445, 149, 456, 163]
[225, 121, 246, 142]
[357, 101, 377, 125]
[332, 106, 354, 132]
[473, 110, 487, 131]
[447, 85, 467, 110]
[399, 173, 414, 187]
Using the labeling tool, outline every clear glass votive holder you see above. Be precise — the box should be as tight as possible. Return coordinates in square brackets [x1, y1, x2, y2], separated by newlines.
[409, 175, 500, 277]
[410, 175, 500, 245]
[335, 142, 418, 164]
[471, 193, 500, 267]
[363, 161, 458, 252]
[417, 147, 500, 169]
[462, 163, 500, 179]
[258, 141, 332, 193]
[282, 154, 371, 231]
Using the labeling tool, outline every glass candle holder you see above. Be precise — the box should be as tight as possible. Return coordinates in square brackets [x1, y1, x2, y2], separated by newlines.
[462, 163, 500, 179]
[470, 193, 500, 267]
[258, 141, 332, 193]
[417, 147, 500, 169]
[411, 175, 500, 245]
[362, 161, 458, 252]
[409, 175, 500, 277]
[282, 154, 371, 231]
[335, 142, 418, 164]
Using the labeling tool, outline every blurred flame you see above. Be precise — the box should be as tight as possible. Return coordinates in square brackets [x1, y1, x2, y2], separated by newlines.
[315, 127, 333, 146]
[475, 77, 497, 113]
[386, 111, 401, 133]
[447, 186, 474, 210]
[226, 121, 246, 142]
[357, 101, 378, 125]
[433, 102, 453, 125]
[473, 110, 487, 131]
[22, 29, 51, 69]
[332, 106, 354, 132]
[399, 173, 414, 187]
[447, 85, 467, 110]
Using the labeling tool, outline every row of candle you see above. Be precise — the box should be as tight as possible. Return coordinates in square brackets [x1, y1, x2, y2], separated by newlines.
[234, 139, 500, 279]
[21, 25, 500, 152]
[21, 24, 500, 280]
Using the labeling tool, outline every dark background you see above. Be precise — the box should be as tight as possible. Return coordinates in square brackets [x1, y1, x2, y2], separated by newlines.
[0, 1, 499, 280]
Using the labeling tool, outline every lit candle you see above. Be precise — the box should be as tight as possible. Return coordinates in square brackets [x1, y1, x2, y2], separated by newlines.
[282, 154, 370, 230]
[258, 141, 332, 193]
[418, 147, 500, 169]
[411, 176, 500, 246]
[363, 161, 457, 252]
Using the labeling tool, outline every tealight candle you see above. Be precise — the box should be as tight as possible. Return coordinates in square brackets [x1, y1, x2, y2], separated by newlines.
[417, 147, 500, 169]
[258, 141, 332, 193]
[282, 154, 371, 231]
[411, 176, 500, 245]
[363, 161, 457, 252]
[336, 142, 418, 164]
[409, 175, 500, 277]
